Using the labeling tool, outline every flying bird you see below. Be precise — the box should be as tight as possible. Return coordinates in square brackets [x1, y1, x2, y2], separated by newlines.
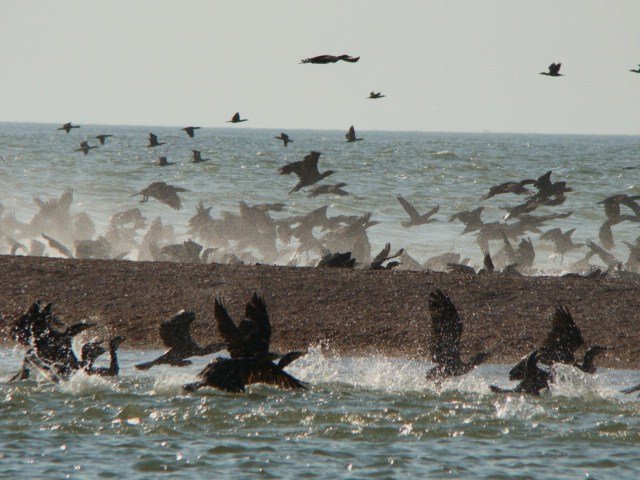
[278, 151, 335, 194]
[299, 54, 360, 64]
[275, 133, 293, 147]
[181, 126, 201, 138]
[308, 182, 349, 198]
[481, 180, 536, 200]
[630, 65, 640, 74]
[57, 122, 80, 133]
[133, 181, 190, 210]
[540, 63, 563, 76]
[156, 156, 174, 166]
[368, 91, 385, 99]
[345, 125, 362, 142]
[227, 112, 248, 123]
[147, 133, 165, 147]
[75, 141, 98, 155]
[191, 149, 210, 163]
[95, 134, 114, 145]
[397, 195, 439, 228]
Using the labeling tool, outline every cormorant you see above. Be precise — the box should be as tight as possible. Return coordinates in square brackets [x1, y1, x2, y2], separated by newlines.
[191, 149, 210, 163]
[540, 228, 584, 259]
[481, 180, 536, 200]
[425, 290, 489, 382]
[307, 183, 349, 198]
[135, 310, 224, 370]
[491, 351, 551, 395]
[227, 112, 247, 123]
[368, 91, 385, 99]
[275, 133, 292, 147]
[95, 134, 114, 145]
[346, 125, 363, 142]
[82, 336, 125, 377]
[147, 133, 165, 147]
[278, 151, 335, 194]
[299, 54, 360, 64]
[182, 126, 201, 138]
[540, 63, 563, 76]
[397, 195, 439, 228]
[370, 243, 403, 270]
[317, 250, 356, 268]
[58, 122, 80, 133]
[75, 141, 98, 155]
[133, 182, 190, 210]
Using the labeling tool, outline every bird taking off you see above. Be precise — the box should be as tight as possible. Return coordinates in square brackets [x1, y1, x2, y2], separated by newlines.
[299, 54, 360, 64]
[227, 112, 248, 123]
[540, 63, 563, 76]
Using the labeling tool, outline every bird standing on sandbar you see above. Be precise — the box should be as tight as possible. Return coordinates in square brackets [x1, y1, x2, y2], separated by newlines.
[299, 54, 360, 64]
[147, 133, 165, 147]
[227, 112, 247, 123]
[58, 122, 80, 133]
[181, 126, 201, 138]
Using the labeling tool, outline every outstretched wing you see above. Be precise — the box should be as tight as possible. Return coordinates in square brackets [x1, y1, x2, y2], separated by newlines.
[540, 305, 584, 363]
[214, 298, 245, 357]
[428, 289, 463, 366]
[247, 362, 307, 390]
[159, 312, 195, 349]
[397, 195, 420, 221]
[244, 293, 271, 354]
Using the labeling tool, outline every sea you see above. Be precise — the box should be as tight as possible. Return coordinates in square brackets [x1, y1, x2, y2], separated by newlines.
[1, 123, 640, 478]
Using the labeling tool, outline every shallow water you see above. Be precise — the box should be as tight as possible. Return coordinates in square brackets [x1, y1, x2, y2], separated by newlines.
[2, 347, 640, 479]
[1, 123, 639, 271]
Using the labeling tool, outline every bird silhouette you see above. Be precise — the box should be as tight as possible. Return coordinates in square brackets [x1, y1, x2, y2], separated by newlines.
[133, 182, 189, 210]
[346, 125, 363, 142]
[279, 151, 335, 194]
[75, 141, 98, 155]
[227, 112, 247, 123]
[540, 63, 563, 76]
[57, 122, 80, 133]
[275, 133, 293, 147]
[95, 134, 114, 145]
[147, 133, 165, 147]
[181, 126, 201, 138]
[368, 91, 385, 99]
[397, 195, 439, 228]
[299, 54, 360, 64]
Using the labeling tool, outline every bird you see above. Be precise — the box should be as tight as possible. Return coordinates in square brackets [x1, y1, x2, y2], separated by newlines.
[82, 336, 125, 377]
[368, 91, 385, 99]
[370, 243, 403, 270]
[540, 63, 563, 76]
[132, 182, 190, 210]
[630, 65, 640, 74]
[299, 54, 360, 64]
[449, 207, 485, 234]
[275, 133, 292, 147]
[156, 156, 174, 166]
[227, 112, 247, 123]
[191, 149, 210, 163]
[317, 251, 356, 268]
[307, 183, 349, 198]
[147, 133, 165, 147]
[540, 228, 584, 259]
[397, 195, 439, 228]
[598, 194, 640, 219]
[425, 289, 489, 382]
[183, 294, 306, 392]
[95, 134, 114, 145]
[134, 310, 224, 370]
[345, 125, 363, 142]
[57, 122, 80, 133]
[278, 151, 335, 194]
[75, 141, 98, 155]
[181, 126, 201, 138]
[491, 351, 551, 396]
[481, 180, 536, 200]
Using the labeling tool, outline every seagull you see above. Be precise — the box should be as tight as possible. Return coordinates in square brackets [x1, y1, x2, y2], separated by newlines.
[132, 182, 190, 210]
[368, 91, 385, 99]
[346, 125, 362, 142]
[278, 151, 335, 194]
[156, 156, 174, 166]
[135, 311, 224, 370]
[147, 133, 165, 147]
[181, 126, 201, 138]
[397, 195, 439, 228]
[540, 63, 563, 76]
[191, 149, 210, 163]
[275, 133, 293, 147]
[299, 54, 360, 64]
[227, 112, 247, 123]
[57, 122, 80, 133]
[75, 141, 98, 155]
[95, 134, 114, 145]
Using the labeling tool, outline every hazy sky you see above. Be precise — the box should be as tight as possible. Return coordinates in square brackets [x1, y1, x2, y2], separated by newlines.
[2, 1, 640, 134]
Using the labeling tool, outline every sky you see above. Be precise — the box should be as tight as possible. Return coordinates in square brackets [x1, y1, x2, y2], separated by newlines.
[1, 1, 640, 134]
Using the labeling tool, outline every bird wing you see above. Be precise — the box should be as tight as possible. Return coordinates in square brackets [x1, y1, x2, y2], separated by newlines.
[541, 305, 584, 362]
[278, 160, 303, 176]
[244, 293, 271, 354]
[232, 112, 240, 122]
[620, 196, 640, 217]
[397, 195, 420, 221]
[149, 133, 158, 143]
[428, 289, 463, 366]
[425, 204, 440, 218]
[247, 362, 306, 390]
[198, 358, 246, 392]
[214, 298, 244, 357]
[41, 234, 75, 259]
[159, 313, 195, 349]
[371, 243, 391, 268]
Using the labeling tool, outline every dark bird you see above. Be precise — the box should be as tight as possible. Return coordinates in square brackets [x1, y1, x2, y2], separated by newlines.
[181, 126, 201, 138]
[299, 54, 360, 64]
[531, 171, 574, 199]
[491, 351, 551, 396]
[147, 133, 165, 147]
[57, 122, 80, 133]
[317, 250, 356, 268]
[346, 125, 363, 142]
[368, 91, 385, 99]
[425, 290, 489, 382]
[133, 182, 190, 210]
[227, 112, 247, 123]
[191, 149, 210, 163]
[370, 243, 403, 270]
[95, 134, 114, 145]
[278, 151, 335, 194]
[134, 310, 224, 370]
[75, 141, 98, 155]
[82, 336, 125, 377]
[630, 65, 640, 74]
[156, 156, 174, 166]
[449, 207, 485, 234]
[275, 133, 293, 147]
[397, 195, 439, 228]
[308, 183, 349, 198]
[540, 63, 563, 77]
[540, 228, 584, 258]
[481, 180, 536, 200]
[598, 194, 640, 219]
[183, 294, 306, 392]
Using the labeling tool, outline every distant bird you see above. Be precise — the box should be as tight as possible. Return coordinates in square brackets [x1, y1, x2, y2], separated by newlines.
[426, 289, 489, 382]
[135, 311, 224, 370]
[275, 133, 293, 147]
[57, 122, 80, 133]
[75, 141, 98, 155]
[598, 194, 640, 219]
[133, 181, 190, 210]
[540, 63, 563, 76]
[156, 156, 174, 166]
[630, 65, 640, 74]
[540, 228, 584, 258]
[481, 180, 536, 200]
[368, 91, 385, 99]
[308, 183, 349, 198]
[449, 207, 485, 234]
[147, 133, 165, 147]
[299, 54, 360, 64]
[191, 149, 210, 163]
[181, 126, 201, 138]
[227, 112, 247, 123]
[95, 134, 114, 145]
[397, 195, 439, 228]
[279, 151, 335, 194]
[346, 125, 363, 142]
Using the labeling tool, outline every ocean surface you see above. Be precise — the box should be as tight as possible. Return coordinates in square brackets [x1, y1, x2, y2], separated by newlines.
[1, 347, 640, 479]
[0, 122, 639, 271]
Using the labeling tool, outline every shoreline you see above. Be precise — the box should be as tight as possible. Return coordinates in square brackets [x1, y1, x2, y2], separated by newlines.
[1, 255, 639, 369]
